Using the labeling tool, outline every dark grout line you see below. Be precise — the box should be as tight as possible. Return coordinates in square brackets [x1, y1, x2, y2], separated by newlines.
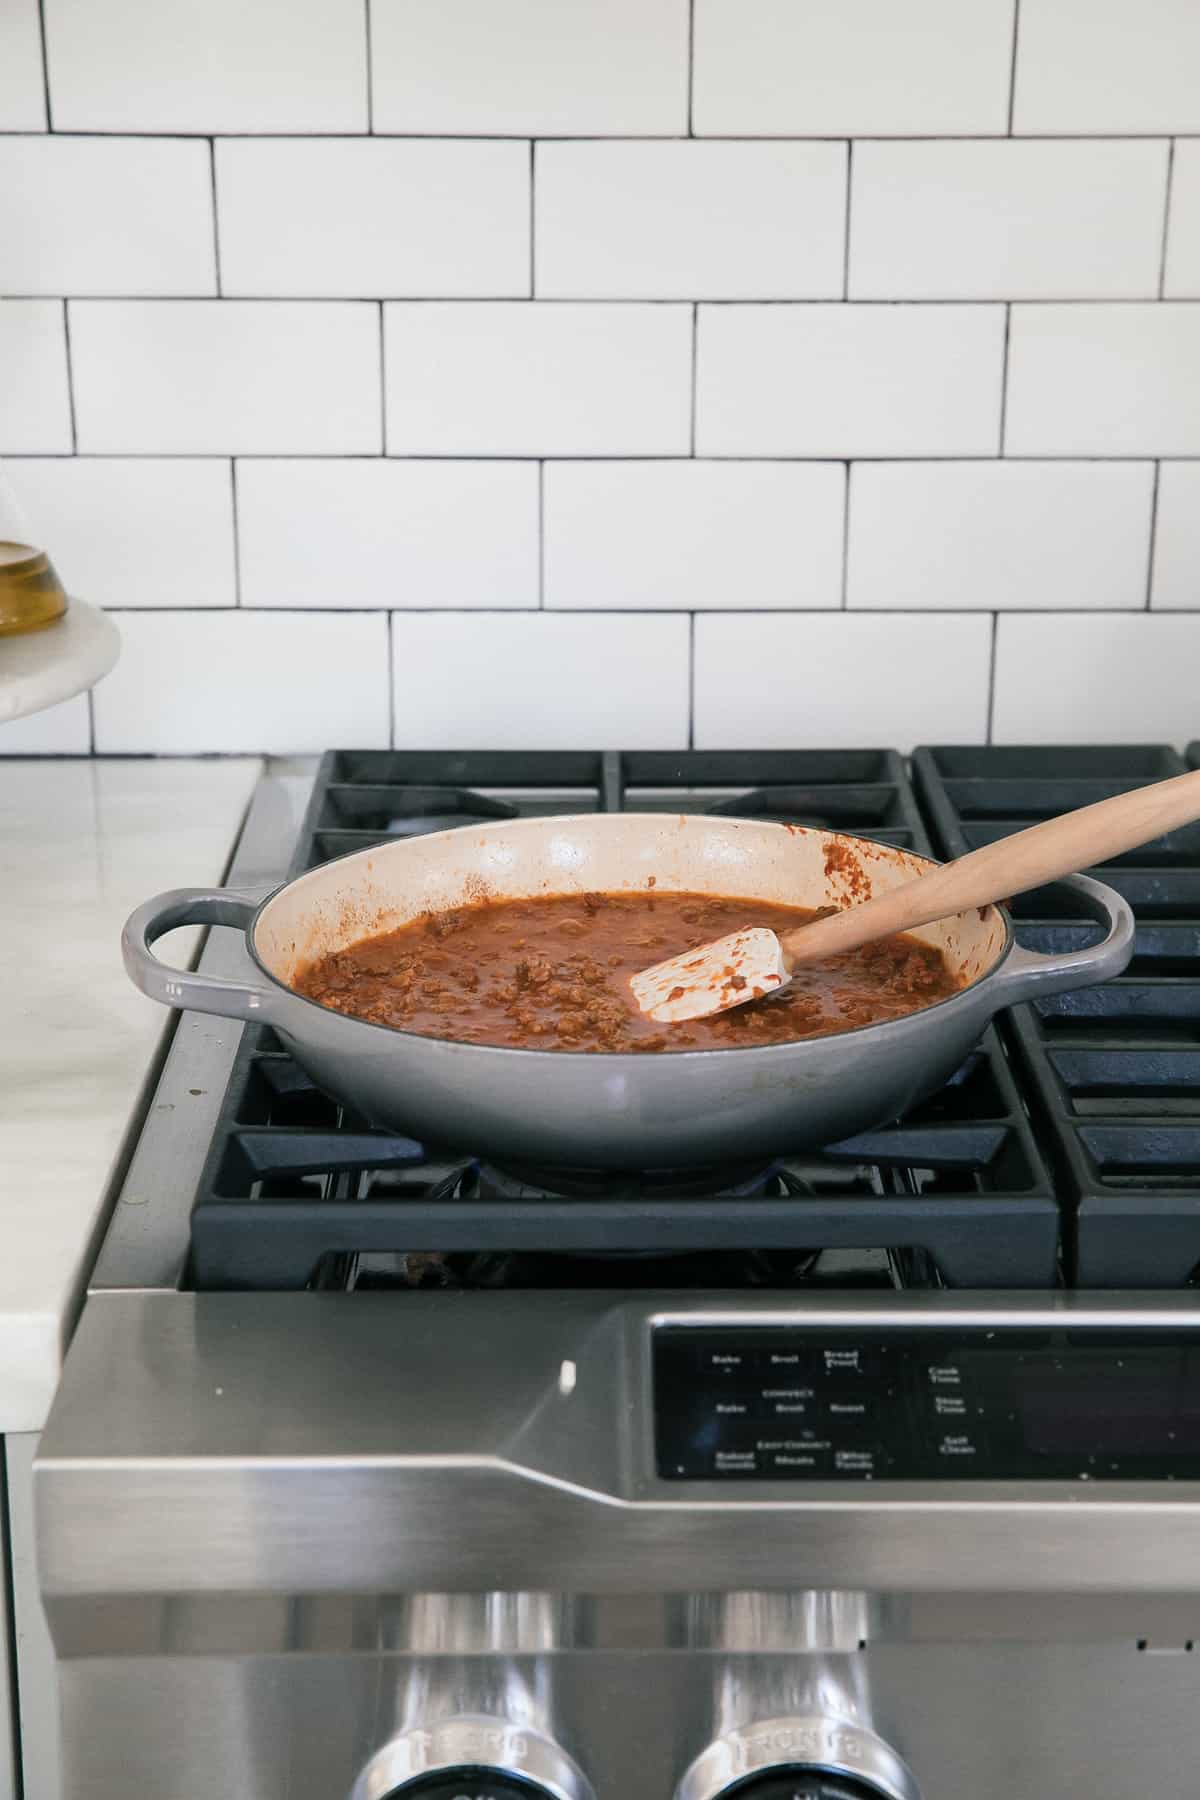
[230, 458, 242, 605]
[998, 303, 1012, 454]
[1007, 0, 1021, 135]
[689, 304, 698, 455]
[1159, 138, 1177, 297]
[377, 302, 387, 453]
[95, 603, 1194, 619]
[986, 613, 999, 743]
[537, 461, 545, 606]
[1145, 461, 1162, 609]
[528, 140, 536, 297]
[86, 688, 96, 754]
[61, 299, 78, 451]
[842, 141, 853, 298]
[687, 612, 696, 747]
[17, 294, 1187, 307]
[839, 463, 852, 608]
[687, 0, 696, 136]
[2, 128, 1196, 141]
[208, 139, 222, 295]
[4, 450, 1192, 465]
[364, 0, 374, 133]
[386, 610, 395, 744]
[34, 0, 52, 129]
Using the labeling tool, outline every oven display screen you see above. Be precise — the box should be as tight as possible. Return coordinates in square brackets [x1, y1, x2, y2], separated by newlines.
[654, 1328, 1200, 1482]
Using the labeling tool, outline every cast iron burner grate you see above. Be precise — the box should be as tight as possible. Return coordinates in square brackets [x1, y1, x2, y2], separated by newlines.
[187, 750, 1058, 1292]
[914, 744, 1200, 1288]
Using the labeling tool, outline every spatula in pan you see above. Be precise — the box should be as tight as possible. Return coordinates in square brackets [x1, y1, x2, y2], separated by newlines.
[630, 766, 1200, 1025]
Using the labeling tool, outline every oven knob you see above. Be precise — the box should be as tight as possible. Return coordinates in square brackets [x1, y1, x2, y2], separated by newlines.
[349, 1718, 594, 1800]
[676, 1717, 920, 1800]
[690, 1779, 896, 1800]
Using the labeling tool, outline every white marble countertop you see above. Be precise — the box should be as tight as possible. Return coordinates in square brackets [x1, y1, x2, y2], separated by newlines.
[0, 757, 261, 1433]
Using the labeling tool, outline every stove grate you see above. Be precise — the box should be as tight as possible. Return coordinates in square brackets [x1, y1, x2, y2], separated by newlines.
[188, 750, 1059, 1292]
[914, 743, 1200, 1287]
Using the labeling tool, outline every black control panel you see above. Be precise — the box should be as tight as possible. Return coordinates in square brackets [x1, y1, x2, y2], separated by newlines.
[655, 1327, 1200, 1481]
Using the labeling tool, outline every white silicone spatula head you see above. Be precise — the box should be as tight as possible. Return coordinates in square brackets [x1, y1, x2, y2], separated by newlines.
[628, 926, 789, 1023]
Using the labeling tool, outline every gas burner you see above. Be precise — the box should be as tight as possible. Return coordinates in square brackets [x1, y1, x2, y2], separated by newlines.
[476, 1161, 780, 1204]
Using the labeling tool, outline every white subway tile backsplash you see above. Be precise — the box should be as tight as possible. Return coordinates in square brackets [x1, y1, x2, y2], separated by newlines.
[694, 613, 992, 750]
[1014, 0, 1200, 134]
[1150, 463, 1200, 610]
[0, 137, 214, 297]
[993, 614, 1200, 743]
[384, 303, 691, 456]
[0, 301, 72, 455]
[8, 0, 1200, 767]
[69, 301, 381, 455]
[847, 462, 1155, 612]
[850, 140, 1167, 302]
[237, 460, 538, 609]
[535, 142, 846, 301]
[7, 458, 235, 607]
[1006, 305, 1200, 457]
[217, 139, 529, 300]
[0, 697, 90, 755]
[372, 0, 687, 136]
[92, 611, 390, 753]
[544, 461, 844, 611]
[696, 305, 1004, 458]
[392, 612, 689, 747]
[0, 0, 47, 130]
[1164, 143, 1200, 300]
[693, 0, 1013, 136]
[44, 0, 367, 132]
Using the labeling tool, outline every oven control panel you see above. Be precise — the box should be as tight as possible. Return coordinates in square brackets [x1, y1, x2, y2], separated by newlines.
[654, 1327, 1200, 1481]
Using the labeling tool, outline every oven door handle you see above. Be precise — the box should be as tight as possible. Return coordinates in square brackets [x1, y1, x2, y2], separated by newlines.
[122, 887, 277, 1023]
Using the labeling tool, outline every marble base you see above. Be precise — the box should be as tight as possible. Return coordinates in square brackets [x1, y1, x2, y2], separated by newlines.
[0, 600, 120, 725]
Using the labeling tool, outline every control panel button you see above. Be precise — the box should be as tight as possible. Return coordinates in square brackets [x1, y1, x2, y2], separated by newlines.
[934, 1429, 986, 1463]
[924, 1391, 969, 1420]
[702, 1348, 754, 1379]
[817, 1346, 882, 1378]
[833, 1443, 883, 1477]
[762, 1437, 832, 1475]
[713, 1444, 760, 1475]
[923, 1360, 964, 1390]
[823, 1393, 876, 1427]
[759, 1345, 811, 1376]
[712, 1394, 758, 1421]
[761, 1385, 817, 1422]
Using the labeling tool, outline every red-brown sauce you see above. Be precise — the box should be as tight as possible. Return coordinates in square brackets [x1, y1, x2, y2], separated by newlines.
[293, 891, 961, 1052]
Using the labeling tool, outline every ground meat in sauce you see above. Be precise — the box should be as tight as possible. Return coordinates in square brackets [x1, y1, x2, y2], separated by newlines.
[293, 892, 962, 1053]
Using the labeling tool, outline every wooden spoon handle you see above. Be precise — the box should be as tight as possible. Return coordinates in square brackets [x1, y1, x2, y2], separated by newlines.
[778, 766, 1200, 969]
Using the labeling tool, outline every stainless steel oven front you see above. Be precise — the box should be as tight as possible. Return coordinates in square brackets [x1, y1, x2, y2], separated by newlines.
[35, 1290, 1200, 1800]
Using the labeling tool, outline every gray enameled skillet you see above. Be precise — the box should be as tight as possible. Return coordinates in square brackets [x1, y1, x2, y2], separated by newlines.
[123, 812, 1133, 1170]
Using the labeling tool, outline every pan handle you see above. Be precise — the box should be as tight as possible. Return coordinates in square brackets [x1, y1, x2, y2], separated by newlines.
[985, 873, 1135, 1010]
[122, 887, 276, 1022]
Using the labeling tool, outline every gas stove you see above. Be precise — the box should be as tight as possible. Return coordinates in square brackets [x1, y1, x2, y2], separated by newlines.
[37, 746, 1200, 1800]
